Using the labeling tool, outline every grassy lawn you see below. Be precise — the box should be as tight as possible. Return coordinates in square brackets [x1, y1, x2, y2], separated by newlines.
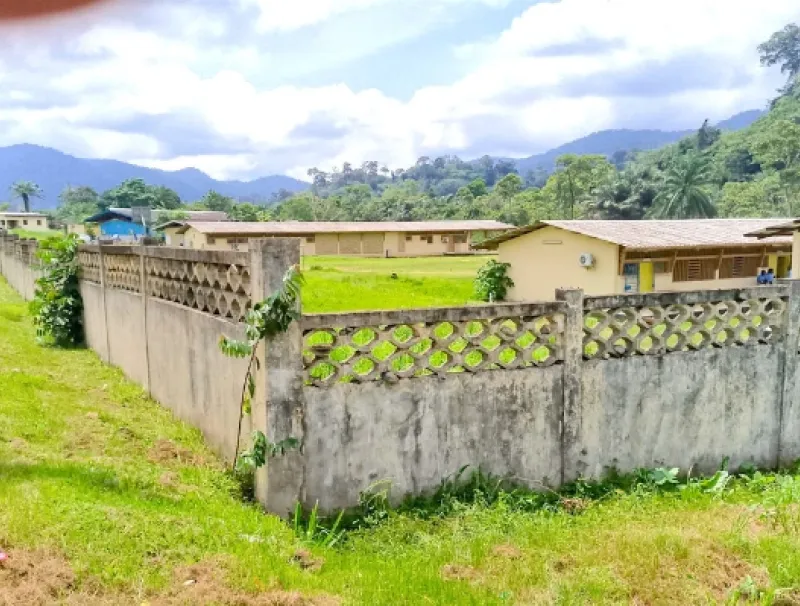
[10, 228, 63, 241]
[302, 255, 489, 313]
[6, 276, 800, 604]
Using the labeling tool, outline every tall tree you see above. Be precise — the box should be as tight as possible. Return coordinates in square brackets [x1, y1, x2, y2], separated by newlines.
[198, 190, 234, 213]
[56, 186, 100, 224]
[653, 154, 716, 218]
[10, 181, 43, 212]
[759, 24, 800, 92]
[101, 179, 157, 209]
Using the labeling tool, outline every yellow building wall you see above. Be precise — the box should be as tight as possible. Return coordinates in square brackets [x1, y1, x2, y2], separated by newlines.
[0, 214, 49, 232]
[794, 232, 800, 278]
[163, 227, 185, 247]
[315, 234, 338, 255]
[498, 226, 620, 301]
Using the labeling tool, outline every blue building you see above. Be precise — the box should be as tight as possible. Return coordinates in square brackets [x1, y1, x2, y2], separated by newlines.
[84, 208, 229, 240]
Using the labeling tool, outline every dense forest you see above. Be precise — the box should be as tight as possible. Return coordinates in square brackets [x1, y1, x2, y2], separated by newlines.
[10, 23, 800, 229]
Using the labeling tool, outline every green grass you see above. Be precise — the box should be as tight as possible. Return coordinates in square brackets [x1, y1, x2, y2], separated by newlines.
[302, 255, 490, 313]
[7, 276, 800, 604]
[10, 228, 62, 241]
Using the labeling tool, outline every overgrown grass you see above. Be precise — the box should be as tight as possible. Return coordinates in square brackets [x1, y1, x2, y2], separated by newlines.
[6, 276, 800, 603]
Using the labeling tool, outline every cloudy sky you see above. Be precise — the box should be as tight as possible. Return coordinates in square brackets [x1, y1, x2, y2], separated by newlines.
[0, 0, 797, 180]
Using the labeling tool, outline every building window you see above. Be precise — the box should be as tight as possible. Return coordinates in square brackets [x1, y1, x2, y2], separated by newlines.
[405, 235, 413, 242]
[441, 236, 449, 244]
[421, 235, 433, 244]
[454, 234, 467, 244]
[653, 261, 669, 274]
[673, 258, 716, 282]
[207, 236, 216, 245]
[23, 220, 28, 226]
[719, 256, 759, 279]
[306, 236, 315, 244]
[226, 238, 247, 245]
[36, 220, 42, 226]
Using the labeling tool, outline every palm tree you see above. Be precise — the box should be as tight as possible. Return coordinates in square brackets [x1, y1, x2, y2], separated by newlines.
[10, 181, 43, 213]
[653, 154, 716, 218]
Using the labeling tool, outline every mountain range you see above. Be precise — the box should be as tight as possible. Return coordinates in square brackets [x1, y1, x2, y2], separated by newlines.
[0, 145, 308, 209]
[509, 110, 765, 174]
[0, 110, 765, 210]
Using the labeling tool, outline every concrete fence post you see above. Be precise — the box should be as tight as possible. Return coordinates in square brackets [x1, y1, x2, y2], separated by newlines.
[98, 245, 112, 363]
[779, 280, 800, 465]
[555, 287, 584, 484]
[139, 244, 152, 394]
[249, 238, 305, 516]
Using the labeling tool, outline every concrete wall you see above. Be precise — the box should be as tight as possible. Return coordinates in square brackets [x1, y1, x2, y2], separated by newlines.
[6, 232, 800, 517]
[303, 368, 563, 509]
[0, 214, 49, 232]
[0, 236, 41, 300]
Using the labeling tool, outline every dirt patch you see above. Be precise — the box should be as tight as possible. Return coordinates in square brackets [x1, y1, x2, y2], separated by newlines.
[0, 548, 75, 605]
[148, 439, 203, 465]
[9, 437, 27, 450]
[85, 412, 100, 420]
[440, 563, 482, 583]
[291, 549, 324, 572]
[491, 544, 522, 560]
[704, 545, 770, 602]
[774, 589, 800, 605]
[551, 556, 575, 573]
[559, 497, 589, 515]
[149, 561, 339, 606]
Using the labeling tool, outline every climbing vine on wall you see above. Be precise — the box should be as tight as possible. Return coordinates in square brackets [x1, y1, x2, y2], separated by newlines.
[219, 265, 304, 470]
[30, 235, 84, 347]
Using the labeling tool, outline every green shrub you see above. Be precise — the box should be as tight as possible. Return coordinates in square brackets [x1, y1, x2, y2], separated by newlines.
[30, 234, 83, 347]
[474, 259, 514, 302]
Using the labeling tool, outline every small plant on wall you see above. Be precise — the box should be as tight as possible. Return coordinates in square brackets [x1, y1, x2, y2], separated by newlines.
[474, 259, 514, 302]
[219, 266, 304, 470]
[30, 234, 84, 347]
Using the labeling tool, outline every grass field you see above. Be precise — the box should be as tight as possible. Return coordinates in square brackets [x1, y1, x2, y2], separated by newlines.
[301, 255, 487, 313]
[5, 277, 800, 604]
[9, 228, 63, 241]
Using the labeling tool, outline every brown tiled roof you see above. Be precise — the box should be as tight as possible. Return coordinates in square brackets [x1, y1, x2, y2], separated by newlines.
[476, 219, 792, 251]
[176, 220, 513, 236]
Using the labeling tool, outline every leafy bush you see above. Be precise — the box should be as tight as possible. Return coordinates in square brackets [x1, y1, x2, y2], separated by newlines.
[30, 234, 83, 347]
[474, 259, 514, 302]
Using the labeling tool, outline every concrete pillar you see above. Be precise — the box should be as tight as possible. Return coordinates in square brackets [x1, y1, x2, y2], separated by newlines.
[98, 246, 112, 363]
[249, 238, 305, 516]
[556, 287, 584, 484]
[793, 232, 800, 278]
[779, 280, 800, 465]
[139, 244, 151, 394]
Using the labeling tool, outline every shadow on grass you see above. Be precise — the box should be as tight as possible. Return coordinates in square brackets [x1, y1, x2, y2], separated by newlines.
[0, 460, 184, 507]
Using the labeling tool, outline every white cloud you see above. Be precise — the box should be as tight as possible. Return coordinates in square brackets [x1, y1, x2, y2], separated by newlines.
[0, 0, 797, 181]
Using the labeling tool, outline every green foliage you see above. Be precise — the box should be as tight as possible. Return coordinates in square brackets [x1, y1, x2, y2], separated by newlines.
[759, 23, 800, 91]
[10, 180, 43, 213]
[29, 234, 83, 347]
[474, 259, 514, 303]
[197, 190, 235, 213]
[101, 178, 182, 210]
[653, 153, 716, 218]
[55, 186, 101, 224]
[293, 502, 346, 547]
[219, 266, 304, 469]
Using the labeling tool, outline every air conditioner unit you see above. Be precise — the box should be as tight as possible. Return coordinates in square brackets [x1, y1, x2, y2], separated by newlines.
[579, 253, 595, 268]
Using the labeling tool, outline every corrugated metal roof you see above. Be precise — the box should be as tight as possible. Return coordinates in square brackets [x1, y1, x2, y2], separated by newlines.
[176, 220, 513, 236]
[477, 219, 793, 251]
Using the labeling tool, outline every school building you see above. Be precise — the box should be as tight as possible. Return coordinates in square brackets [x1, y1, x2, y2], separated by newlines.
[476, 219, 793, 301]
[166, 220, 512, 256]
[0, 212, 49, 231]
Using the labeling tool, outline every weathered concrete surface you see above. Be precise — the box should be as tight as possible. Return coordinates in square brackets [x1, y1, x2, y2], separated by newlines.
[0, 248, 40, 300]
[146, 297, 249, 460]
[780, 280, 800, 464]
[575, 346, 783, 479]
[105, 289, 149, 387]
[79, 281, 109, 362]
[302, 367, 563, 509]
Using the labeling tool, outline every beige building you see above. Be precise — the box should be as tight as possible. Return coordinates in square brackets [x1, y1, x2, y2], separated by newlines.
[745, 218, 800, 276]
[0, 212, 49, 231]
[477, 219, 793, 301]
[169, 220, 512, 256]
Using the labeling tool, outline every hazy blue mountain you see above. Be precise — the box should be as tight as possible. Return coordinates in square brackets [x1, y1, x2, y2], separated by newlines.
[509, 110, 765, 175]
[0, 144, 308, 209]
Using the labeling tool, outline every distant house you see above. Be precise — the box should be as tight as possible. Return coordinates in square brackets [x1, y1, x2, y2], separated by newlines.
[0, 212, 49, 232]
[475, 219, 793, 301]
[172, 220, 512, 255]
[83, 208, 228, 240]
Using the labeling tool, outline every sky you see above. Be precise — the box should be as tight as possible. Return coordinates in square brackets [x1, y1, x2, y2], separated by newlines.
[0, 0, 798, 181]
